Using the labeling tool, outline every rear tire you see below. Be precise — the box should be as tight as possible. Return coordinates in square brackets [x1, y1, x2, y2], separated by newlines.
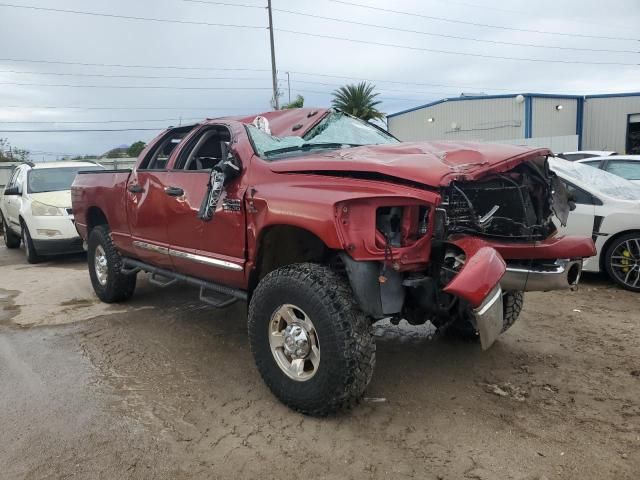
[248, 263, 375, 416]
[87, 225, 136, 303]
[1, 214, 20, 249]
[21, 222, 41, 264]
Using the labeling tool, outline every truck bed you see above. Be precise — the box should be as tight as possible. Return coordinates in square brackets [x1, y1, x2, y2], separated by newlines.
[71, 169, 132, 241]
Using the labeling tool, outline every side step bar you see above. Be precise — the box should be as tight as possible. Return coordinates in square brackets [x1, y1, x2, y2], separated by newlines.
[121, 257, 248, 302]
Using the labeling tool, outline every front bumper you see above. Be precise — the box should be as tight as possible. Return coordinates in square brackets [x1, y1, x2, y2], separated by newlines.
[501, 259, 583, 292]
[473, 285, 504, 350]
[32, 236, 85, 256]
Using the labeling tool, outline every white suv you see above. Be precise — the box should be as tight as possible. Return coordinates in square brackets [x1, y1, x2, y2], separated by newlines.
[0, 161, 103, 263]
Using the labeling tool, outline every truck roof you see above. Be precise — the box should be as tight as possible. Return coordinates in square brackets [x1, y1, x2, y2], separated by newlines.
[210, 108, 330, 137]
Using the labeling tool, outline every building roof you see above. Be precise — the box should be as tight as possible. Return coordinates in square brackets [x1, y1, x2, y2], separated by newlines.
[387, 92, 640, 119]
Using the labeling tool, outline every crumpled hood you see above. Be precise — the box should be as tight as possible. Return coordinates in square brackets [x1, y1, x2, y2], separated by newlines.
[268, 141, 552, 187]
[30, 190, 72, 208]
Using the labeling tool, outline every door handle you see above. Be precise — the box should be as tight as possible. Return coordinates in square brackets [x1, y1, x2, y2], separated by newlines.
[164, 186, 184, 197]
[128, 184, 143, 193]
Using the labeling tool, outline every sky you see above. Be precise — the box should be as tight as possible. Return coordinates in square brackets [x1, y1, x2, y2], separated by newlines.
[0, 0, 638, 160]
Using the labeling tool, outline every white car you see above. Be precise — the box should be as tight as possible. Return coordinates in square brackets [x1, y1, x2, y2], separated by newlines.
[550, 157, 640, 291]
[557, 150, 617, 162]
[0, 161, 103, 263]
[576, 155, 640, 185]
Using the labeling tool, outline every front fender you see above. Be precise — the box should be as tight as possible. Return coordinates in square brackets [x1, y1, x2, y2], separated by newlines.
[442, 237, 506, 308]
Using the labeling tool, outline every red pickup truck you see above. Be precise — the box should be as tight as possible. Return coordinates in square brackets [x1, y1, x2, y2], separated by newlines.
[72, 108, 595, 415]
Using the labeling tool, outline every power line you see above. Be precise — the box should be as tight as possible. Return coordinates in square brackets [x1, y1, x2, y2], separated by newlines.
[329, 0, 639, 42]
[182, 0, 264, 8]
[287, 78, 459, 96]
[0, 117, 203, 124]
[273, 8, 639, 54]
[0, 68, 462, 96]
[284, 69, 637, 94]
[0, 81, 273, 90]
[0, 2, 266, 29]
[285, 70, 517, 92]
[0, 61, 625, 95]
[0, 57, 270, 72]
[2, 105, 263, 111]
[402, 0, 636, 32]
[0, 69, 272, 81]
[276, 29, 639, 66]
[0, 128, 171, 133]
[293, 89, 429, 102]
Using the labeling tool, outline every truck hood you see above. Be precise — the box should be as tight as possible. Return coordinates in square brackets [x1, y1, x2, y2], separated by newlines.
[30, 190, 72, 208]
[268, 141, 552, 187]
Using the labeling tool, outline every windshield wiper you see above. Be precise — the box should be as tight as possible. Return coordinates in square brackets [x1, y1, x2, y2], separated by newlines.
[263, 142, 362, 157]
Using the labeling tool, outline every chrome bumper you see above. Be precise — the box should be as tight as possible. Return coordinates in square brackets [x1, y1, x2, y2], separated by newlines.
[473, 285, 504, 350]
[500, 259, 582, 292]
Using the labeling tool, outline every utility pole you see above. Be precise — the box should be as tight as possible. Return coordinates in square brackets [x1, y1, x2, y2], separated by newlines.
[286, 71, 291, 104]
[267, 0, 279, 110]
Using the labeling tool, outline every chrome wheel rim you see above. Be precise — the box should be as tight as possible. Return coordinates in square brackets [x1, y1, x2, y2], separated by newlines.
[269, 304, 320, 382]
[610, 238, 640, 289]
[94, 245, 108, 286]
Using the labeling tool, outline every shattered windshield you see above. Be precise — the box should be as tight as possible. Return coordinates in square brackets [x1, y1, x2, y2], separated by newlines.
[549, 157, 640, 201]
[246, 112, 398, 159]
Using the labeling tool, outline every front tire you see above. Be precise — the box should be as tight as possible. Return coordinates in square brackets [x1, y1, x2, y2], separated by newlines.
[2, 214, 20, 249]
[87, 225, 137, 303]
[248, 263, 375, 416]
[604, 233, 640, 292]
[21, 222, 41, 264]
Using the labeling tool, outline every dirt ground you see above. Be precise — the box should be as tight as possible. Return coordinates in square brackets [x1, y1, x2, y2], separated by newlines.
[0, 242, 638, 480]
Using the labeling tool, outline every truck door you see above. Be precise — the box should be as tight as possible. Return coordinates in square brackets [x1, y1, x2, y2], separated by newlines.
[126, 127, 192, 269]
[164, 124, 246, 288]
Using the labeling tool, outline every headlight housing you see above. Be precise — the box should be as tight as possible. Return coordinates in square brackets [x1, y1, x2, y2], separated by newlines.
[31, 201, 63, 216]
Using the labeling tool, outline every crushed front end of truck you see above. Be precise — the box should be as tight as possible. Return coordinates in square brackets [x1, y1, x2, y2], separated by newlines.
[336, 151, 596, 349]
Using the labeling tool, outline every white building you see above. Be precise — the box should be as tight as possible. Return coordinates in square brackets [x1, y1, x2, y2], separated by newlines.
[387, 92, 640, 154]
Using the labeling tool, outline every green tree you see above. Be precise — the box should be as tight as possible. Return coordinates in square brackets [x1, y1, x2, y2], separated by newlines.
[281, 95, 304, 109]
[0, 138, 29, 162]
[331, 82, 384, 121]
[127, 141, 146, 158]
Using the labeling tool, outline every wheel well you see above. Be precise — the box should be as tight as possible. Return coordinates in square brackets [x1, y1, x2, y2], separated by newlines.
[86, 207, 108, 232]
[250, 225, 329, 292]
[599, 229, 640, 271]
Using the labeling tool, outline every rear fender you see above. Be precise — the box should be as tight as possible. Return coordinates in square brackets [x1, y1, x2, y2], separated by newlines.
[442, 237, 506, 308]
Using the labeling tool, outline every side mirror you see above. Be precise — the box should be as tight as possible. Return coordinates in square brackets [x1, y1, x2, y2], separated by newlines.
[219, 157, 241, 185]
[3, 185, 21, 196]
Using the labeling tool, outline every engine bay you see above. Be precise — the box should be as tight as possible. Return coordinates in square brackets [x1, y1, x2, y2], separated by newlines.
[441, 162, 558, 240]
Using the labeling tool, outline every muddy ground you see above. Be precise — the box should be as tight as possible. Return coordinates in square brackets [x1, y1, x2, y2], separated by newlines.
[0, 242, 638, 480]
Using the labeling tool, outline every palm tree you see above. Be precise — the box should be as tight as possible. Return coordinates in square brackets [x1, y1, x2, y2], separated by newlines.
[331, 82, 384, 121]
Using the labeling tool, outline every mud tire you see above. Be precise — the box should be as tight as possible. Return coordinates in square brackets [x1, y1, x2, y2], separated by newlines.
[87, 225, 136, 303]
[248, 263, 375, 416]
[501, 290, 524, 333]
